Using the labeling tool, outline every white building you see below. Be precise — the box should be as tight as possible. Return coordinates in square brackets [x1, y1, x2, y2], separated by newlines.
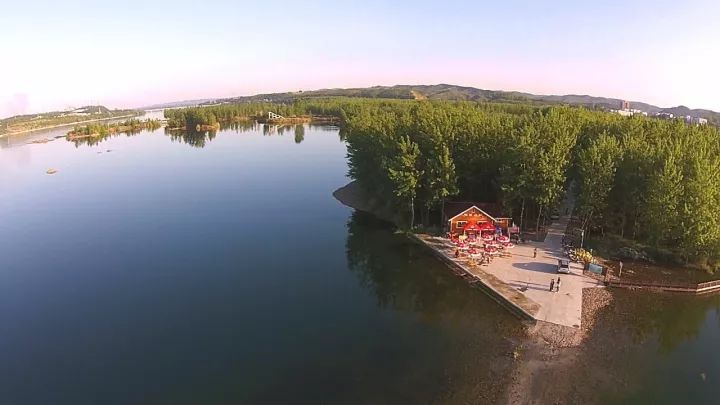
[685, 116, 708, 125]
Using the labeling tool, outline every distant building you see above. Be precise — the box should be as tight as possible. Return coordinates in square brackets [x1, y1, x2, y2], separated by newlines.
[612, 101, 648, 117]
[612, 108, 646, 117]
[655, 112, 675, 120]
[685, 116, 708, 125]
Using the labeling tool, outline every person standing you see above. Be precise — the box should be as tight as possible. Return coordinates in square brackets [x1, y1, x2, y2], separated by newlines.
[549, 279, 555, 292]
[618, 260, 624, 278]
[556, 277, 561, 292]
[533, 248, 537, 258]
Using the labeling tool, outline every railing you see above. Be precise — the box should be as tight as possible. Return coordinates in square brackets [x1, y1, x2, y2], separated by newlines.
[698, 279, 720, 291]
[607, 277, 720, 295]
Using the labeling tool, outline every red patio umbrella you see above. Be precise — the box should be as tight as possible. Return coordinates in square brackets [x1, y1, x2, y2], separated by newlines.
[463, 222, 480, 232]
[479, 222, 495, 232]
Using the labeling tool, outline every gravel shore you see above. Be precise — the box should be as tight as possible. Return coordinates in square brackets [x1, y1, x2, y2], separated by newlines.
[503, 287, 614, 404]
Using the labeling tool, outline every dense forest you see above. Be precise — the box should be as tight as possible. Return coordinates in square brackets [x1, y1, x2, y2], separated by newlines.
[168, 98, 720, 269]
[197, 84, 720, 126]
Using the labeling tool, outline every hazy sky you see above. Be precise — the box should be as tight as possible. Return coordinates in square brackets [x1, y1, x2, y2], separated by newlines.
[2, 0, 718, 117]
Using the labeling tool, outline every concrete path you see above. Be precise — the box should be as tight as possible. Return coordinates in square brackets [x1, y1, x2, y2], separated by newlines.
[417, 196, 602, 328]
[492, 205, 601, 328]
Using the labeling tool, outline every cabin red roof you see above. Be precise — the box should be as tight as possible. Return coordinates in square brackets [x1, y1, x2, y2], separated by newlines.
[443, 202, 508, 221]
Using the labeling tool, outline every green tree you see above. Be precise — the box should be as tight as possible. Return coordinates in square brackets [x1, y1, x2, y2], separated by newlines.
[425, 143, 459, 226]
[388, 136, 423, 229]
[644, 148, 683, 245]
[576, 133, 620, 233]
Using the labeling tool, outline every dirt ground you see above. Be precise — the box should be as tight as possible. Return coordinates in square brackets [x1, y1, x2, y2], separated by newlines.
[503, 288, 614, 404]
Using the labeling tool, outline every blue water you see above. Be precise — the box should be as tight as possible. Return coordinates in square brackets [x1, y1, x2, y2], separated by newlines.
[0, 122, 521, 404]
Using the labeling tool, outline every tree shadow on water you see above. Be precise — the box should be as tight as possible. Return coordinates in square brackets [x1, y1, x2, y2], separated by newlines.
[344, 210, 524, 327]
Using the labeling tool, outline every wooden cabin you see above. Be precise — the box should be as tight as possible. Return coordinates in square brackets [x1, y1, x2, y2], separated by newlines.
[443, 202, 511, 236]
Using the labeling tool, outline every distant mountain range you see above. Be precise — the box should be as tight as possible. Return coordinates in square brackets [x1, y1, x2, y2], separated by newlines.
[139, 99, 216, 110]
[148, 84, 720, 125]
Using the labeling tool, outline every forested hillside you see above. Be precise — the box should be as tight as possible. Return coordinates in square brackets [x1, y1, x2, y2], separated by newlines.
[202, 84, 720, 125]
[1, 106, 140, 136]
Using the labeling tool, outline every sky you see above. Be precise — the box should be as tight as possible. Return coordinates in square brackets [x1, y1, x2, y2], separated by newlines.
[1, 0, 719, 118]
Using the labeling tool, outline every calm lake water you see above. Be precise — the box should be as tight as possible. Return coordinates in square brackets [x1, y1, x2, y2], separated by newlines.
[1, 118, 719, 404]
[0, 119, 521, 404]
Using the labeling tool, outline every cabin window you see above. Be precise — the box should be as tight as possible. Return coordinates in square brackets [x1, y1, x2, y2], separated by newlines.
[456, 221, 467, 229]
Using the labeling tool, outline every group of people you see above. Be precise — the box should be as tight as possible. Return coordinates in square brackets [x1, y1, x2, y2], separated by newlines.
[549, 277, 562, 292]
[454, 248, 494, 264]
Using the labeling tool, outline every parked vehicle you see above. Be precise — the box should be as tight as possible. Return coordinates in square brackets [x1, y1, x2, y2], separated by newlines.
[550, 210, 560, 220]
[557, 259, 571, 274]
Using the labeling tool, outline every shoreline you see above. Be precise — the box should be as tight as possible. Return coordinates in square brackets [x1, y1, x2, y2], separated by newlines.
[332, 180, 397, 225]
[332, 180, 617, 403]
[503, 288, 614, 404]
[333, 180, 601, 334]
[0, 113, 141, 139]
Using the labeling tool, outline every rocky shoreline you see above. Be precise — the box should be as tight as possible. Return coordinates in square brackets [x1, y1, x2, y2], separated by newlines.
[503, 288, 613, 404]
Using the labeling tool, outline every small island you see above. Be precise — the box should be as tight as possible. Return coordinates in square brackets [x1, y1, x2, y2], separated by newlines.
[66, 118, 163, 145]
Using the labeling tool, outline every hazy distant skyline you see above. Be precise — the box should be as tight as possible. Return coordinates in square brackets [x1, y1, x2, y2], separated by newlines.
[2, 0, 719, 118]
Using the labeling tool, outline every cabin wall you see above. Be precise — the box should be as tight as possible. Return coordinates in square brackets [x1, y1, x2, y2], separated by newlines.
[448, 207, 512, 234]
[449, 207, 493, 233]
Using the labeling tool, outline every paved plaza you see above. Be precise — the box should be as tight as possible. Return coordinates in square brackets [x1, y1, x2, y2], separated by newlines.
[417, 200, 602, 328]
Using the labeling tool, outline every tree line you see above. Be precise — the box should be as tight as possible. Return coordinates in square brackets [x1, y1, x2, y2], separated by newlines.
[164, 103, 313, 129]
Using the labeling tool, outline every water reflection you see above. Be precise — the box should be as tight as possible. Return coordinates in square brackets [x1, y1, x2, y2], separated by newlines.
[614, 292, 720, 353]
[294, 124, 305, 144]
[221, 120, 257, 133]
[165, 128, 217, 148]
[545, 290, 720, 404]
[262, 123, 292, 136]
[342, 210, 525, 403]
[161, 122, 333, 148]
[345, 211, 523, 325]
[67, 126, 160, 147]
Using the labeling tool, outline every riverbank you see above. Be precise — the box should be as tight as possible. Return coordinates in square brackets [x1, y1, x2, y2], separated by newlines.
[0, 113, 141, 139]
[334, 181, 603, 331]
[504, 288, 613, 404]
[332, 180, 620, 402]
